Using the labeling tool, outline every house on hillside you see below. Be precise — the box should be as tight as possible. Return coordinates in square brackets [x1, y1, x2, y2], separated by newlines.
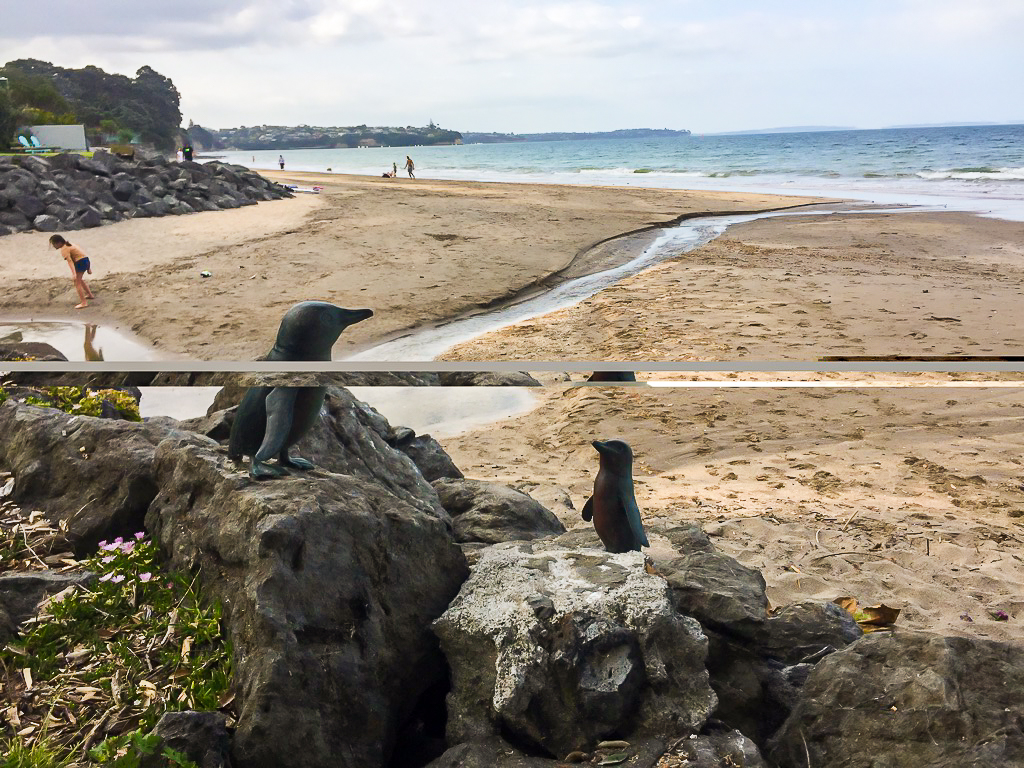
[30, 124, 89, 151]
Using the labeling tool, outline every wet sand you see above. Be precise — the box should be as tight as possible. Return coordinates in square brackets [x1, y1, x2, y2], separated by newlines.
[440, 382, 1024, 644]
[0, 172, 820, 360]
[442, 211, 1024, 361]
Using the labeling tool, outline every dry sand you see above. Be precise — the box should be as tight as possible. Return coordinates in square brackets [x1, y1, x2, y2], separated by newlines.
[439, 382, 1024, 644]
[442, 211, 1024, 361]
[0, 172, 822, 360]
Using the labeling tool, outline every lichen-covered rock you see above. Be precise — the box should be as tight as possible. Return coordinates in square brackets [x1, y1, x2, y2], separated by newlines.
[434, 541, 715, 758]
[770, 631, 1024, 768]
[433, 478, 566, 544]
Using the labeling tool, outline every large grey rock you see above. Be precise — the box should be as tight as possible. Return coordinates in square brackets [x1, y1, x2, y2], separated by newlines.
[770, 631, 1024, 768]
[146, 432, 468, 768]
[0, 402, 182, 552]
[433, 478, 565, 544]
[14, 195, 46, 218]
[434, 541, 715, 758]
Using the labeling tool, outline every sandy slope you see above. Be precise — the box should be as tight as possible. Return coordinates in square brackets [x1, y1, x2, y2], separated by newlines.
[440, 382, 1024, 644]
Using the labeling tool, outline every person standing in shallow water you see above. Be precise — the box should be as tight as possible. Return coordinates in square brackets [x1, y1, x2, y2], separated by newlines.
[404, 155, 415, 178]
[50, 234, 95, 309]
[278, 155, 285, 170]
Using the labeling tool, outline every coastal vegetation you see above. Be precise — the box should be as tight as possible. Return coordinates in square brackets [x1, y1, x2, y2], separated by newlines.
[202, 120, 463, 150]
[0, 60, 182, 151]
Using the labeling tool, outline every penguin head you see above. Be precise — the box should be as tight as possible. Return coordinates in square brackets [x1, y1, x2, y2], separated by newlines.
[592, 439, 634, 473]
[272, 301, 374, 361]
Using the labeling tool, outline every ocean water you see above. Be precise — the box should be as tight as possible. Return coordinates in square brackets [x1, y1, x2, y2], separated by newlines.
[214, 124, 1024, 221]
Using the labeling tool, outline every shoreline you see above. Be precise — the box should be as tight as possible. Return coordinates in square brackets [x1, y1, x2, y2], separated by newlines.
[0, 173, 827, 361]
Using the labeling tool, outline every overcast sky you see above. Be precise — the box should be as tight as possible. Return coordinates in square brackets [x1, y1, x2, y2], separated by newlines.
[4, 1, 1023, 133]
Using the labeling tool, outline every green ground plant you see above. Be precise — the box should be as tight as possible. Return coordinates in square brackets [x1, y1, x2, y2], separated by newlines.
[21, 387, 141, 422]
[0, 530, 231, 765]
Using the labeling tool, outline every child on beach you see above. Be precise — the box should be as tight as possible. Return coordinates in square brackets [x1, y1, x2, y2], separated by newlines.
[50, 234, 95, 309]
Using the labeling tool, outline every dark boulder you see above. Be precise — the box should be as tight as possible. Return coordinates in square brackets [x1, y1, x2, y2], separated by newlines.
[0, 570, 97, 629]
[146, 432, 468, 768]
[432, 478, 566, 544]
[140, 711, 232, 768]
[770, 631, 1024, 768]
[0, 401, 181, 552]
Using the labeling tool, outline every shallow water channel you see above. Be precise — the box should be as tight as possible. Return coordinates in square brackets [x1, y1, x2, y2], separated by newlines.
[0, 321, 156, 361]
[346, 204, 926, 361]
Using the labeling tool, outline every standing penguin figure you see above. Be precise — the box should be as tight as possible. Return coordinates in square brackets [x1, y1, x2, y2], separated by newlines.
[582, 439, 649, 553]
[228, 301, 373, 479]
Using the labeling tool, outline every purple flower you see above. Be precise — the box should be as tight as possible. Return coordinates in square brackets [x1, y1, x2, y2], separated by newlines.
[992, 610, 1010, 621]
[98, 540, 108, 548]
[101, 555, 115, 564]
[110, 574, 125, 584]
[134, 531, 145, 540]
[119, 542, 134, 554]
[99, 573, 113, 582]
[100, 542, 119, 552]
[114, 537, 124, 545]
[139, 572, 153, 582]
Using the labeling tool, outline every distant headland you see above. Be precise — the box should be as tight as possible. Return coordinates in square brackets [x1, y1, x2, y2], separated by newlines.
[196, 124, 693, 151]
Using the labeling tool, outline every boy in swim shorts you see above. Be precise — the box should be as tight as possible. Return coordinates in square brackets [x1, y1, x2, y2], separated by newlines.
[50, 234, 95, 309]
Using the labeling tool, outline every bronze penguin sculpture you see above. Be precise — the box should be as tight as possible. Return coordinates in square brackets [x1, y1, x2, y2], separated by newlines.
[228, 301, 373, 479]
[582, 439, 649, 553]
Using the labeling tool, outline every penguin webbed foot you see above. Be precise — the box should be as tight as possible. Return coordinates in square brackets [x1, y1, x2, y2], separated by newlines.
[250, 460, 288, 480]
[280, 454, 315, 470]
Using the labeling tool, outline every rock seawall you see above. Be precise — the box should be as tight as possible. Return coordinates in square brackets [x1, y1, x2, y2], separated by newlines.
[0, 152, 292, 236]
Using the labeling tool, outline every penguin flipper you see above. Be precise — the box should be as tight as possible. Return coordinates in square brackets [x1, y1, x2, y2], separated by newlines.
[582, 496, 594, 522]
[228, 386, 269, 459]
[622, 490, 650, 549]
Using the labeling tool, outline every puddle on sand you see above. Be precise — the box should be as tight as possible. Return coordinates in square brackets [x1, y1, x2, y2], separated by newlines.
[139, 386, 540, 439]
[0, 322, 157, 361]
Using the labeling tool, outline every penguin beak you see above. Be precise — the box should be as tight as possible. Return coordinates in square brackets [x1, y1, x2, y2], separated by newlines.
[341, 308, 374, 326]
[592, 440, 609, 454]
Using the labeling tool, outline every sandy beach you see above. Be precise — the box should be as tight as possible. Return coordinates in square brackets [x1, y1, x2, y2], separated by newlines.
[438, 381, 1024, 644]
[0, 171, 825, 360]
[442, 210, 1024, 361]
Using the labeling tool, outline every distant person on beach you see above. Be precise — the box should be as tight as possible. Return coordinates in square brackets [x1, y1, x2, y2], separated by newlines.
[175, 148, 184, 162]
[405, 156, 415, 178]
[50, 234, 95, 309]
[279, 155, 285, 170]
[393, 162, 398, 177]
[183, 145, 193, 161]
